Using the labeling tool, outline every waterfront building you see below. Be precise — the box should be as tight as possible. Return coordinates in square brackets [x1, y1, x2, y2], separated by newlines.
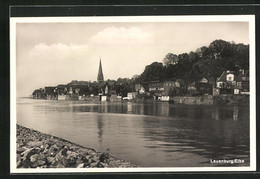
[158, 96, 170, 102]
[57, 85, 68, 95]
[69, 87, 73, 94]
[187, 77, 213, 96]
[240, 69, 250, 94]
[149, 81, 164, 92]
[135, 83, 149, 94]
[127, 92, 138, 100]
[32, 88, 45, 99]
[215, 70, 249, 95]
[101, 96, 107, 101]
[163, 80, 181, 95]
[104, 84, 109, 94]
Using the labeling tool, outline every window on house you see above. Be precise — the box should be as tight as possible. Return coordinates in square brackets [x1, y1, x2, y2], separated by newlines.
[242, 77, 247, 81]
[237, 82, 242, 86]
[217, 82, 223, 88]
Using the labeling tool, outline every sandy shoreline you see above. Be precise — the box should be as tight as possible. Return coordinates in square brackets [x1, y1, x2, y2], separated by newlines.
[16, 124, 137, 168]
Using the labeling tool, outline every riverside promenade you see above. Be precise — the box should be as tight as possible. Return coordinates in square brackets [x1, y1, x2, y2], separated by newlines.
[16, 125, 136, 168]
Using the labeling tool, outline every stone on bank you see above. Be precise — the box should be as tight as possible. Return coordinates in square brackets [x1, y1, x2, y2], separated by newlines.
[16, 124, 136, 168]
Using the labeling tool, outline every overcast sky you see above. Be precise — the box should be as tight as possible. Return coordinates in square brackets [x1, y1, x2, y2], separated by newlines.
[16, 21, 249, 97]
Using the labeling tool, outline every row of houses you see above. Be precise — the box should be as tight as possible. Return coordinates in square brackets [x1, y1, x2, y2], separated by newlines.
[33, 69, 249, 101]
[32, 83, 122, 101]
[132, 69, 249, 99]
[130, 78, 210, 101]
[33, 86, 81, 100]
[134, 80, 182, 95]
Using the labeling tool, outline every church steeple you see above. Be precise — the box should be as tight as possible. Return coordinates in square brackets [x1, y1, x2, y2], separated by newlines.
[97, 58, 104, 83]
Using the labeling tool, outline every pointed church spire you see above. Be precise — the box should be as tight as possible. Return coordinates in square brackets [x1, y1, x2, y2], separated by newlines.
[97, 58, 104, 83]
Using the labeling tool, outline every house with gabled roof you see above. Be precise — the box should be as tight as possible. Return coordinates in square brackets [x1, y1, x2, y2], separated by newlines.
[162, 79, 182, 96]
[187, 77, 213, 96]
[135, 83, 149, 94]
[215, 70, 249, 95]
[149, 81, 164, 92]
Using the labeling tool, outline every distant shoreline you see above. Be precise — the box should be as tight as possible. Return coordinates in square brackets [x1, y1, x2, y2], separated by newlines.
[16, 124, 137, 168]
[22, 94, 249, 105]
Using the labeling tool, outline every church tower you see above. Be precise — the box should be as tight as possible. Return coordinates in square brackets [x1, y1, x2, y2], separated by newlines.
[97, 58, 104, 83]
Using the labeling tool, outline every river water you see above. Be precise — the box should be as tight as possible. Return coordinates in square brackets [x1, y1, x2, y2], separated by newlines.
[16, 97, 249, 167]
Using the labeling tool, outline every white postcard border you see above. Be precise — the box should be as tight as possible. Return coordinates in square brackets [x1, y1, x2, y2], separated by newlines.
[10, 15, 256, 173]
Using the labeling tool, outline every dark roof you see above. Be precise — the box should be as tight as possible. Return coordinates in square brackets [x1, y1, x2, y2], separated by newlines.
[109, 89, 117, 94]
[142, 84, 149, 91]
[163, 80, 179, 83]
[32, 89, 43, 95]
[188, 76, 209, 86]
[217, 71, 243, 82]
[198, 77, 208, 83]
[135, 82, 149, 85]
[57, 85, 68, 90]
[149, 80, 162, 83]
[207, 77, 216, 85]
[234, 75, 242, 82]
[45, 86, 55, 93]
[188, 82, 196, 87]
[216, 71, 227, 82]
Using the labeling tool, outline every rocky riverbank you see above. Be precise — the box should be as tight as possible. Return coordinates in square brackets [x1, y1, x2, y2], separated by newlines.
[16, 124, 137, 168]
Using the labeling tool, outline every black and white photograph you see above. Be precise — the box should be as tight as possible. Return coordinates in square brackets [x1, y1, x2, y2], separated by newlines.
[10, 15, 256, 173]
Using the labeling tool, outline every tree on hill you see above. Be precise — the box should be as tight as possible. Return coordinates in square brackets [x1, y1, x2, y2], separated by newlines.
[140, 62, 166, 82]
[138, 39, 249, 86]
[209, 39, 232, 57]
[163, 53, 178, 66]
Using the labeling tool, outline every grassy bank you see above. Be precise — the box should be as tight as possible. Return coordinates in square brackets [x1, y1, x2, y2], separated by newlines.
[16, 124, 136, 168]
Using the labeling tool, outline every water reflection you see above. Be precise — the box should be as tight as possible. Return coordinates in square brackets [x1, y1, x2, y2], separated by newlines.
[160, 103, 169, 116]
[20, 99, 249, 167]
[96, 115, 104, 145]
[233, 106, 238, 121]
[212, 107, 220, 120]
[140, 104, 144, 115]
[140, 104, 249, 166]
[127, 102, 132, 113]
[211, 106, 240, 121]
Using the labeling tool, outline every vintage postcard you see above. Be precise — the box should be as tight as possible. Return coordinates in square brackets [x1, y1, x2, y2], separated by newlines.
[10, 15, 256, 173]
